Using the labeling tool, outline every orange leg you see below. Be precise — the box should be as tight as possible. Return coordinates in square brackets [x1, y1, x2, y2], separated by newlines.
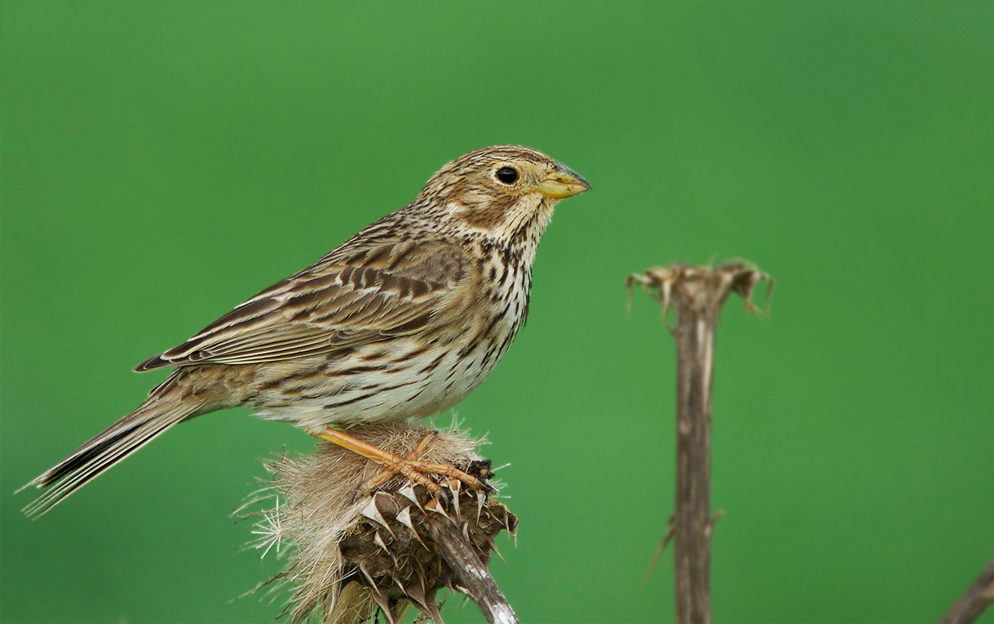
[311, 427, 483, 494]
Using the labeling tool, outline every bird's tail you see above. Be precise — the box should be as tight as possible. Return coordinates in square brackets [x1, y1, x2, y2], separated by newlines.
[19, 372, 209, 518]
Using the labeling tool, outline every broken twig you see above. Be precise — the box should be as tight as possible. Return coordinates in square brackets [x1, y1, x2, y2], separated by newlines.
[938, 556, 994, 624]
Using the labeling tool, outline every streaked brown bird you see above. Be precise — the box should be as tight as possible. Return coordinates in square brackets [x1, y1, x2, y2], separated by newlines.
[22, 145, 589, 517]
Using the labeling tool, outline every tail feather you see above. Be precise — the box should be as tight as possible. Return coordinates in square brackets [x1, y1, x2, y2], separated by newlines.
[20, 373, 207, 518]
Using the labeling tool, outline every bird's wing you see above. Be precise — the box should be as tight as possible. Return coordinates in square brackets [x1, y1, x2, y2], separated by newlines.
[135, 238, 470, 370]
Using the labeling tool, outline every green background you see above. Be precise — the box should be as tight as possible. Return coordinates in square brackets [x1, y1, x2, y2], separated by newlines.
[3, 2, 992, 622]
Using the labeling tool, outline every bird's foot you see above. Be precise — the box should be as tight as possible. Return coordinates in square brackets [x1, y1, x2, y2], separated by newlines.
[310, 427, 488, 495]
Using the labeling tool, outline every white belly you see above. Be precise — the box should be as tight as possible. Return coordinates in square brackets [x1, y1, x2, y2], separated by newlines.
[251, 333, 509, 431]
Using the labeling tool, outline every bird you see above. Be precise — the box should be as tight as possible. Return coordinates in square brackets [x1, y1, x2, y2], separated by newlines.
[21, 145, 590, 517]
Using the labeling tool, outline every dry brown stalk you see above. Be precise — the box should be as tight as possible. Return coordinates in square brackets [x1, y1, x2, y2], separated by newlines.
[939, 557, 994, 624]
[243, 422, 517, 624]
[629, 262, 772, 624]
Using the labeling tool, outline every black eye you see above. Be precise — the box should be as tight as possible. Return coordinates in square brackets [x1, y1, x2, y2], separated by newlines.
[496, 167, 519, 184]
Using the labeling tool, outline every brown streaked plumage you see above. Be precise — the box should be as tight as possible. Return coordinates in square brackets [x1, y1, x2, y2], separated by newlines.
[21, 145, 589, 516]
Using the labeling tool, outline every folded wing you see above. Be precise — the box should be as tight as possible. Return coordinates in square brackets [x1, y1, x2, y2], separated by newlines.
[135, 239, 469, 370]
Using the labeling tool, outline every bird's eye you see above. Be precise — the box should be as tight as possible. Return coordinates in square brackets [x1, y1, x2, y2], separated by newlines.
[496, 167, 519, 184]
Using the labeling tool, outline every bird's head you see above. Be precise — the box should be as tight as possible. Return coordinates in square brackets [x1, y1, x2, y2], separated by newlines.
[418, 145, 590, 245]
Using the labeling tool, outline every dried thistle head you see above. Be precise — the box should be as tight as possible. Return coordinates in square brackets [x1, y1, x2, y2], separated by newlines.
[627, 261, 774, 321]
[246, 423, 516, 624]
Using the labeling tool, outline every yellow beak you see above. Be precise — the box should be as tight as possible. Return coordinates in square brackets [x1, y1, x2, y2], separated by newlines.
[537, 162, 591, 199]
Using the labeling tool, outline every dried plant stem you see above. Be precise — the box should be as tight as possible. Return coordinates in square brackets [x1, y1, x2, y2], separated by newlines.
[672, 293, 718, 623]
[423, 512, 519, 624]
[939, 557, 994, 624]
[629, 262, 771, 624]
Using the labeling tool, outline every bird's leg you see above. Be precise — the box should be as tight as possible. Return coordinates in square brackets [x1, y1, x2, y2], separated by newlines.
[310, 427, 484, 494]
[362, 432, 439, 492]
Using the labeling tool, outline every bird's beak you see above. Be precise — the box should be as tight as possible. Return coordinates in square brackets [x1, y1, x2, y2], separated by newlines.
[537, 162, 591, 199]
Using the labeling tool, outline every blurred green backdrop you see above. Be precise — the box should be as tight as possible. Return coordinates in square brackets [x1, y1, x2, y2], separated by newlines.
[3, 2, 993, 622]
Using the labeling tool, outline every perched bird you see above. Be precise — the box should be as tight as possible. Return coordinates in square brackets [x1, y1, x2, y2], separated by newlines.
[22, 145, 589, 517]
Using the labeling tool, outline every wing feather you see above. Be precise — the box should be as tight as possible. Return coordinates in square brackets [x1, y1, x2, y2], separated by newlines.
[135, 238, 469, 371]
